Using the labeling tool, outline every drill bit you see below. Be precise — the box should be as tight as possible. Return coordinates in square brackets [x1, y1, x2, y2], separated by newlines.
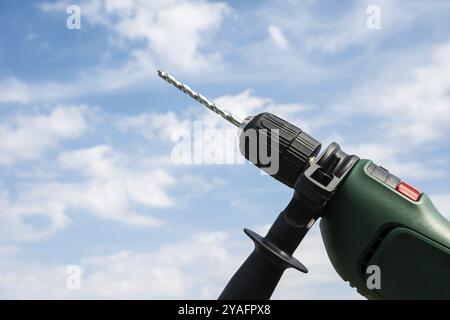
[157, 70, 242, 127]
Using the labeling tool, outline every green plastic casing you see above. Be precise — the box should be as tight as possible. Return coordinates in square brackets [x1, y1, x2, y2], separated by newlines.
[320, 159, 450, 299]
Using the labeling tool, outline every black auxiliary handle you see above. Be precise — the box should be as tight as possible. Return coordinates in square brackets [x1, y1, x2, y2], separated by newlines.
[219, 143, 358, 300]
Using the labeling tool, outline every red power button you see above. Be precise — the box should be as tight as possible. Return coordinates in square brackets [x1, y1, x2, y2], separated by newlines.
[396, 181, 421, 202]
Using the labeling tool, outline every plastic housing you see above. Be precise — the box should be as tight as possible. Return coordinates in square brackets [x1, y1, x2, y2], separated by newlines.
[320, 159, 450, 299]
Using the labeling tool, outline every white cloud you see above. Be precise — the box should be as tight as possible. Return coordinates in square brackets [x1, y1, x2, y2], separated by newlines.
[0, 228, 360, 299]
[0, 186, 70, 242]
[268, 25, 289, 50]
[0, 105, 88, 165]
[0, 98, 235, 243]
[0, 78, 31, 104]
[188, 89, 307, 130]
[353, 43, 450, 146]
[117, 90, 307, 139]
[43, 0, 230, 74]
[318, 42, 450, 180]
[176, 89, 276, 133]
[0, 0, 231, 105]
[58, 145, 177, 210]
[0, 50, 155, 105]
[0, 138, 227, 243]
[344, 143, 442, 180]
[264, 0, 450, 54]
[0, 231, 239, 299]
[15, 144, 176, 236]
[430, 194, 450, 220]
[118, 111, 191, 141]
[0, 150, 171, 243]
[0, 245, 18, 257]
[6, 0, 450, 108]
[58, 145, 121, 179]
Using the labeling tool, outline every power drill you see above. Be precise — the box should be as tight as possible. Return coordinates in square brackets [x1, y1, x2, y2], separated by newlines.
[158, 70, 450, 300]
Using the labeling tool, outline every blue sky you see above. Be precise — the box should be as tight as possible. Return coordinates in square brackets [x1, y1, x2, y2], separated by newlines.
[0, 0, 450, 299]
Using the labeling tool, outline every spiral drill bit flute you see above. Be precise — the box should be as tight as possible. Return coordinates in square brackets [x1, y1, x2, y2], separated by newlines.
[158, 70, 242, 127]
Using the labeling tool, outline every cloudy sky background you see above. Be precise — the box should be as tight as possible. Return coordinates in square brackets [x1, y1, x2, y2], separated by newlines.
[1, 0, 450, 299]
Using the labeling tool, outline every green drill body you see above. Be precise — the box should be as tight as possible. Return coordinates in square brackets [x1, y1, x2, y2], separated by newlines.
[321, 159, 450, 299]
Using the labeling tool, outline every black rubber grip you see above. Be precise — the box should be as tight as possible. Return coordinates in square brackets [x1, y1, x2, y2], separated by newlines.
[239, 113, 321, 188]
[218, 247, 284, 300]
[219, 209, 310, 300]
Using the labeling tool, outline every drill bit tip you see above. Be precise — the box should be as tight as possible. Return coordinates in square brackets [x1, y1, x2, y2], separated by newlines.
[157, 70, 242, 127]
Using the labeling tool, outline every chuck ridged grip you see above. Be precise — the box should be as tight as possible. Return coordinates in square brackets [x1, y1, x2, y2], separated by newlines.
[239, 112, 321, 188]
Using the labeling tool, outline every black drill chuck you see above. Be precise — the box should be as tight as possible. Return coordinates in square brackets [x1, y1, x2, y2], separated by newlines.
[239, 112, 321, 188]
